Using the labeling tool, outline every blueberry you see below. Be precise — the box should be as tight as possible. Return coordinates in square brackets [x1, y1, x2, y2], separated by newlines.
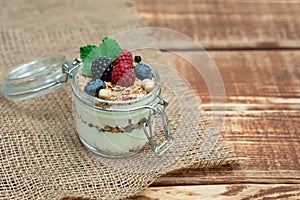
[134, 56, 142, 63]
[134, 63, 153, 80]
[84, 79, 106, 97]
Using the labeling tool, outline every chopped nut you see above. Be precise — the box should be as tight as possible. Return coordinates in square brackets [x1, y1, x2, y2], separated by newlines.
[142, 79, 155, 92]
[105, 81, 112, 88]
[111, 127, 119, 133]
[103, 125, 112, 131]
[99, 89, 112, 100]
[130, 94, 137, 99]
[118, 127, 125, 132]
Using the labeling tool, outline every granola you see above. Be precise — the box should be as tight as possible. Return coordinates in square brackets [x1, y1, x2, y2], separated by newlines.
[77, 73, 155, 102]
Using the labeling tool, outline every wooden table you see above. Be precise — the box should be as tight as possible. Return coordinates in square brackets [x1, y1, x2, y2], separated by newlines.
[129, 1, 300, 199]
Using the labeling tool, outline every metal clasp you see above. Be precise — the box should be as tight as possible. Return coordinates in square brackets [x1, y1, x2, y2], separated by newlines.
[142, 95, 174, 157]
[62, 58, 83, 81]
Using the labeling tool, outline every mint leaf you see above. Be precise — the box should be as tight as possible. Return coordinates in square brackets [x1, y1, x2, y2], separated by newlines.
[80, 37, 122, 77]
[100, 38, 122, 61]
[102, 36, 109, 42]
[80, 45, 96, 61]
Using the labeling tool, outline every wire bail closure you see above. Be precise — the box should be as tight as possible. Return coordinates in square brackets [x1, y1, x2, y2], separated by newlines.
[142, 95, 174, 157]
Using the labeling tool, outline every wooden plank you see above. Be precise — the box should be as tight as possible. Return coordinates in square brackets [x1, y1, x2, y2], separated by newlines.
[148, 50, 300, 185]
[154, 115, 300, 184]
[168, 50, 300, 104]
[128, 184, 300, 200]
[135, 0, 300, 49]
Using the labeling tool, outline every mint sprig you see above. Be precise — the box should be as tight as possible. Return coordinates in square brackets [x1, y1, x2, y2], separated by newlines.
[80, 37, 122, 76]
[80, 45, 96, 61]
[99, 37, 122, 61]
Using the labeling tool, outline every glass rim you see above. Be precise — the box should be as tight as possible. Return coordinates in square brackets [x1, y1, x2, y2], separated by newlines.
[1, 55, 67, 101]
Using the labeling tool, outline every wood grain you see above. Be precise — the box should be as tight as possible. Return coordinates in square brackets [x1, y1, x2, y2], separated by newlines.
[150, 51, 300, 186]
[128, 184, 300, 200]
[170, 50, 300, 103]
[136, 0, 300, 50]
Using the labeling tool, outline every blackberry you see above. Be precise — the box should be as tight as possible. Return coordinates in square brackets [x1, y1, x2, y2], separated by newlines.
[91, 57, 113, 81]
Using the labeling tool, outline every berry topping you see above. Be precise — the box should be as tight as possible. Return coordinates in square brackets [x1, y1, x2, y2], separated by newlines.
[84, 79, 106, 97]
[134, 56, 142, 63]
[91, 57, 113, 81]
[113, 49, 133, 67]
[80, 37, 122, 77]
[111, 63, 135, 87]
[134, 63, 153, 80]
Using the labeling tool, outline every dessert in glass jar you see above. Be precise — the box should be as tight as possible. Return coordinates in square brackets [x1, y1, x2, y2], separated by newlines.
[71, 37, 174, 158]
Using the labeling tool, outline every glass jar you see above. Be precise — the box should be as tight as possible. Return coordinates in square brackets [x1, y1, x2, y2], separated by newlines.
[1, 56, 174, 158]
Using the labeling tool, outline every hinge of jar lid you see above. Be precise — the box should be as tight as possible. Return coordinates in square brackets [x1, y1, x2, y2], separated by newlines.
[62, 58, 82, 79]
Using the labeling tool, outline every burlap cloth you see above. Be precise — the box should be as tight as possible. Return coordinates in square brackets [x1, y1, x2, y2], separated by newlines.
[0, 1, 238, 199]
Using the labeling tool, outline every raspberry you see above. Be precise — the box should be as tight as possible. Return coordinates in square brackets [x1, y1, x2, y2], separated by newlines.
[91, 57, 113, 81]
[111, 63, 135, 87]
[113, 49, 133, 66]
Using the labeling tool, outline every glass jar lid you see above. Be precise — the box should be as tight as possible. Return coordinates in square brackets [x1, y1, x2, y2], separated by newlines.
[1, 55, 68, 101]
